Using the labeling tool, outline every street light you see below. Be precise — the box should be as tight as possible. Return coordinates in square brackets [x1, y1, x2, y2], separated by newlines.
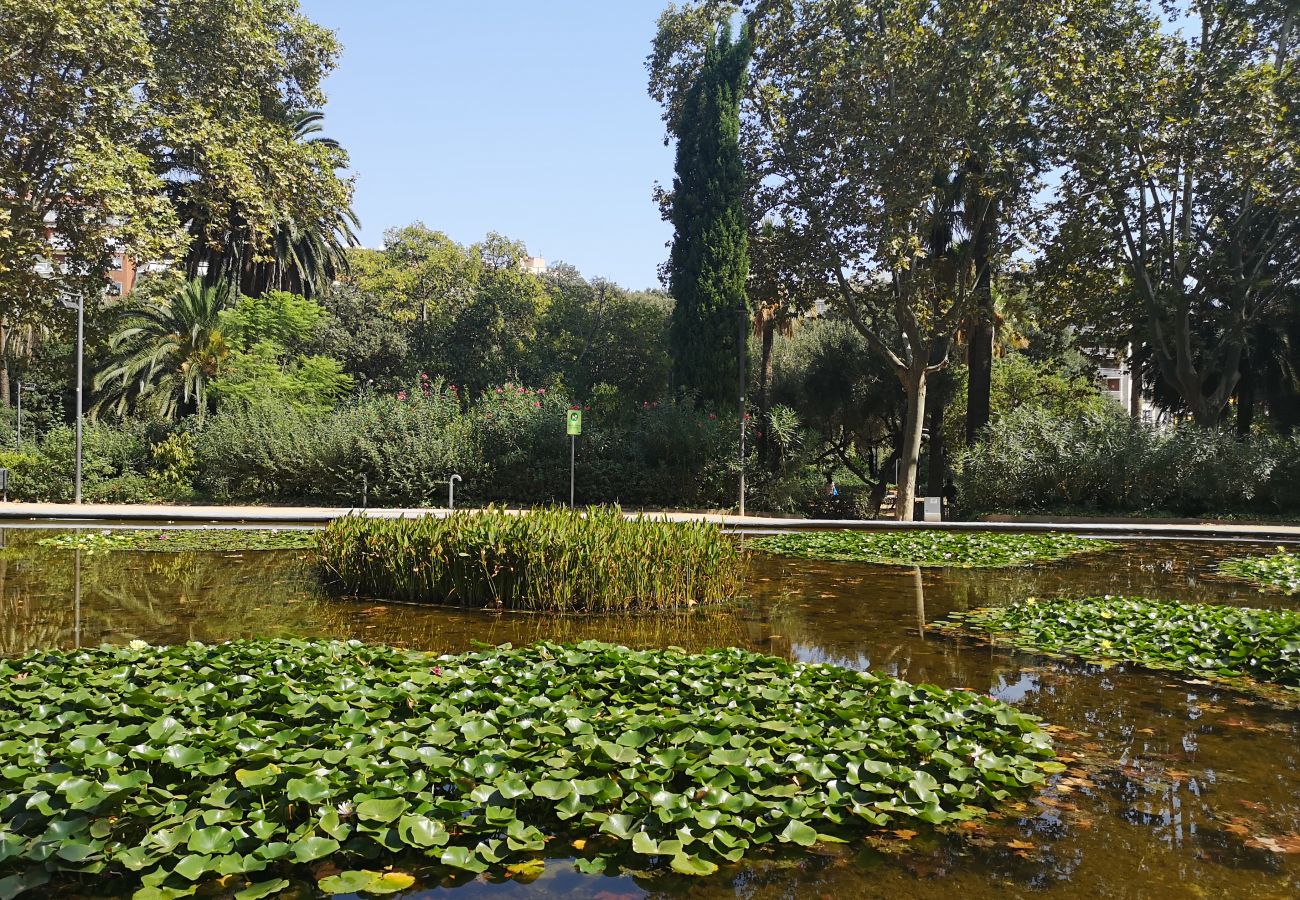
[58, 293, 84, 504]
[15, 381, 36, 450]
[737, 300, 747, 518]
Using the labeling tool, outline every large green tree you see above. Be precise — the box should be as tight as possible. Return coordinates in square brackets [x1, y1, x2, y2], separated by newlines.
[1, 0, 350, 389]
[653, 0, 1057, 519]
[1047, 0, 1300, 425]
[665, 25, 752, 408]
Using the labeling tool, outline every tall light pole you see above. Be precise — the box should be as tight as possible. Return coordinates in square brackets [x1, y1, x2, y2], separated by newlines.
[59, 293, 84, 504]
[737, 300, 747, 517]
[15, 381, 36, 450]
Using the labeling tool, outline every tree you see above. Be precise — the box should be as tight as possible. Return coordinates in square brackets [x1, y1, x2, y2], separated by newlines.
[665, 25, 752, 408]
[747, 1, 1048, 519]
[1047, 0, 1300, 425]
[0, 0, 175, 334]
[536, 265, 673, 401]
[351, 225, 480, 323]
[93, 280, 233, 423]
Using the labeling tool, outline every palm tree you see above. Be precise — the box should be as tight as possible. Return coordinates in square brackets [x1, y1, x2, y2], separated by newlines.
[93, 279, 232, 423]
[181, 110, 360, 298]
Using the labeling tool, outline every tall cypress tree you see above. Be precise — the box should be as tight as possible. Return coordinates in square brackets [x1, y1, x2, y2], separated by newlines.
[667, 27, 751, 407]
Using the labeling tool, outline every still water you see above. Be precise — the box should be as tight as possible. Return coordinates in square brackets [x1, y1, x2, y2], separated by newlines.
[3, 528, 1299, 899]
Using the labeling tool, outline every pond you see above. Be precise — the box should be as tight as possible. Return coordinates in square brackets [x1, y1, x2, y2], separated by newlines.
[3, 527, 1299, 898]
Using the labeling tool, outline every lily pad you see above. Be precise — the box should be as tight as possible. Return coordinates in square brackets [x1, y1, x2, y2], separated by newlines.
[0, 639, 1058, 895]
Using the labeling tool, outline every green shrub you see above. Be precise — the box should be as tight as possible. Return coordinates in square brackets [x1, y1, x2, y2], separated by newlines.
[318, 506, 744, 612]
[752, 529, 1109, 567]
[936, 596, 1300, 692]
[193, 382, 740, 510]
[955, 407, 1300, 516]
[0, 639, 1058, 895]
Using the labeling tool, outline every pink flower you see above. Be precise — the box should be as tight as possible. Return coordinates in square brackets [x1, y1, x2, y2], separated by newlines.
[432, 666, 443, 677]
[537, 388, 546, 395]
[496, 387, 504, 394]
[532, 402, 541, 408]
[397, 390, 408, 401]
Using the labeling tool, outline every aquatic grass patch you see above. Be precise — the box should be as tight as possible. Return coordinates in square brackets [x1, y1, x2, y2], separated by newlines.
[1219, 549, 1300, 595]
[752, 530, 1109, 568]
[36, 529, 317, 554]
[936, 596, 1300, 690]
[318, 506, 743, 612]
[0, 639, 1058, 897]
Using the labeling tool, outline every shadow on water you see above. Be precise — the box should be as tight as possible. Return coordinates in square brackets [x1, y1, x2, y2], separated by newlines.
[4, 529, 1300, 898]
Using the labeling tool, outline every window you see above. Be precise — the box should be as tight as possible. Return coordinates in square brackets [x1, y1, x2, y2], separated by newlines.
[1106, 378, 1122, 392]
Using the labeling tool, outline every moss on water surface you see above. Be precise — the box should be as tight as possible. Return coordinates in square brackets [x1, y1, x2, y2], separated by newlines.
[0, 639, 1058, 897]
[36, 529, 316, 554]
[936, 596, 1300, 693]
[752, 529, 1109, 568]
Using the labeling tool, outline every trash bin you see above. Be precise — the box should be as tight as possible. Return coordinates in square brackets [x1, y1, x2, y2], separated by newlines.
[923, 496, 942, 522]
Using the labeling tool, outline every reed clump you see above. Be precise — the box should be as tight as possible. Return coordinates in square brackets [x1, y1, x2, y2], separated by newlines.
[317, 506, 744, 612]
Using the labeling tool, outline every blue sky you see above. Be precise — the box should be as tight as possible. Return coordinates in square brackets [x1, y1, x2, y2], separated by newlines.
[299, 1, 676, 290]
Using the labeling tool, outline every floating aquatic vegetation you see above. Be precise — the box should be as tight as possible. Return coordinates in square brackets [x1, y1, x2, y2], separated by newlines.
[0, 639, 1059, 896]
[1219, 549, 1300, 595]
[752, 530, 1109, 568]
[935, 595, 1300, 692]
[35, 529, 317, 554]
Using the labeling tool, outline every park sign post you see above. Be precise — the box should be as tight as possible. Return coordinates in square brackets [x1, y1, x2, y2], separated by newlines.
[567, 409, 582, 507]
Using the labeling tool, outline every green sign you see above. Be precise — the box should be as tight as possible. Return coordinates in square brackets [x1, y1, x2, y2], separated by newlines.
[567, 409, 583, 436]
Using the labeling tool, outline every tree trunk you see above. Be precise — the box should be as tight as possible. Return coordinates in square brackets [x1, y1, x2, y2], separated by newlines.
[757, 316, 775, 465]
[965, 167, 996, 446]
[867, 446, 898, 517]
[0, 322, 9, 409]
[927, 373, 947, 497]
[896, 365, 928, 522]
[1128, 344, 1143, 419]
[1236, 353, 1255, 436]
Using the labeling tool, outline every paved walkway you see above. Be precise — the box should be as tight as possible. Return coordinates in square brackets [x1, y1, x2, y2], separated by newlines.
[1, 501, 1299, 540]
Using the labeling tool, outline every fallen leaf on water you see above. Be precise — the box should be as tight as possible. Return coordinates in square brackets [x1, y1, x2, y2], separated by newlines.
[1245, 835, 1300, 854]
[891, 829, 918, 840]
[1006, 840, 1035, 851]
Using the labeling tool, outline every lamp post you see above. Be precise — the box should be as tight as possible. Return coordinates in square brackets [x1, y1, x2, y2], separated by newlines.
[737, 300, 747, 518]
[15, 382, 36, 450]
[58, 293, 84, 504]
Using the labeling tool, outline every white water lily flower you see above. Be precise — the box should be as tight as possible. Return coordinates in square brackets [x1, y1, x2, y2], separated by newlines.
[127, 639, 149, 650]
[336, 801, 355, 818]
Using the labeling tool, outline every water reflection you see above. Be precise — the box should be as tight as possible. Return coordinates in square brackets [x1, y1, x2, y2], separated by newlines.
[3, 529, 1300, 898]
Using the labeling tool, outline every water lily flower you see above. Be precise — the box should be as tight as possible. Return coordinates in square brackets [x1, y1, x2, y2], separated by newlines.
[128, 639, 150, 650]
[336, 801, 355, 818]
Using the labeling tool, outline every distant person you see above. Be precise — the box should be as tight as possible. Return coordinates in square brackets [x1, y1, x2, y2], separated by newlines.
[824, 474, 839, 498]
[942, 477, 957, 518]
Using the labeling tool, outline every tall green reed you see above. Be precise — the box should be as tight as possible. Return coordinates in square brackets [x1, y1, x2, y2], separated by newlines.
[317, 506, 745, 612]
